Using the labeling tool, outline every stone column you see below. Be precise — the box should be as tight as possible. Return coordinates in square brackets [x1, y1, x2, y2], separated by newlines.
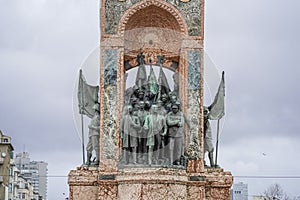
[186, 49, 204, 175]
[99, 37, 125, 174]
[99, 48, 119, 173]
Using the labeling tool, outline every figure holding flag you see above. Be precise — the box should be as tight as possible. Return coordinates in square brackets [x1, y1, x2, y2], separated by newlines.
[86, 103, 100, 165]
[77, 69, 100, 165]
[204, 71, 225, 168]
[146, 63, 159, 102]
[135, 52, 147, 91]
[203, 106, 215, 167]
[157, 55, 171, 102]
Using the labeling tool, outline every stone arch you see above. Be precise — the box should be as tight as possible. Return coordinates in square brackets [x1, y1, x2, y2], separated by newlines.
[117, 0, 188, 35]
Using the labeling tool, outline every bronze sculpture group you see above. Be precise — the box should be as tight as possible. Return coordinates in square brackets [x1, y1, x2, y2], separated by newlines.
[120, 90, 186, 167]
[120, 54, 187, 167]
[79, 53, 224, 169]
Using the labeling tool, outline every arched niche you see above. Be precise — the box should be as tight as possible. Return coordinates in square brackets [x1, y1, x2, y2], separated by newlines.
[99, 0, 202, 172]
[118, 0, 188, 35]
[117, 0, 188, 69]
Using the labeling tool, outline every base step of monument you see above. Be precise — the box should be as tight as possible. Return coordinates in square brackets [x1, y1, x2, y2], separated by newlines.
[68, 167, 233, 200]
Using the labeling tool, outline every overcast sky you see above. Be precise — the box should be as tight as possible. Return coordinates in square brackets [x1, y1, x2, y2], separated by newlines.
[0, 0, 300, 199]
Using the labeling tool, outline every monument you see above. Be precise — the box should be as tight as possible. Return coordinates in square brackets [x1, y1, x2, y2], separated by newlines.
[68, 0, 233, 199]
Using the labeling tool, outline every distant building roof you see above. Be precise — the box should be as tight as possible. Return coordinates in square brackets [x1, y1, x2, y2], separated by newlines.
[0, 130, 14, 150]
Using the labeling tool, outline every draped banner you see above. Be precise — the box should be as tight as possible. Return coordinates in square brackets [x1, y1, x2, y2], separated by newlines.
[78, 69, 99, 118]
[209, 71, 225, 120]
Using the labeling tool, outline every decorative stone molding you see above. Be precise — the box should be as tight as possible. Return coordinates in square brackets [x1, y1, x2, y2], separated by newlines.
[105, 0, 202, 36]
[68, 167, 232, 199]
[117, 0, 188, 36]
[68, 167, 98, 186]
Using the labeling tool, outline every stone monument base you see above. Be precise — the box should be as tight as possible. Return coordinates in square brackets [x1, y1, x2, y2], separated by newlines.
[68, 167, 233, 200]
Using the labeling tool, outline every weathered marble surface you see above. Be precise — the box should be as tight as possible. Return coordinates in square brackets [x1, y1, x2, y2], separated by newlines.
[68, 168, 99, 200]
[188, 184, 205, 200]
[117, 168, 188, 199]
[103, 49, 118, 159]
[117, 168, 188, 182]
[104, 49, 118, 86]
[68, 167, 233, 200]
[186, 50, 202, 161]
[166, 0, 201, 36]
[187, 90, 201, 160]
[104, 0, 201, 36]
[188, 50, 201, 90]
[204, 168, 233, 200]
[104, 85, 118, 159]
[105, 0, 140, 34]
[99, 181, 118, 200]
[117, 183, 187, 200]
[68, 167, 98, 184]
[70, 186, 98, 200]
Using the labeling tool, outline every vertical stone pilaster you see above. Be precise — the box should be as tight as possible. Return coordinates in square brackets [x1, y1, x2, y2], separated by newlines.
[100, 49, 119, 173]
[187, 50, 201, 90]
[116, 47, 125, 162]
[186, 49, 203, 174]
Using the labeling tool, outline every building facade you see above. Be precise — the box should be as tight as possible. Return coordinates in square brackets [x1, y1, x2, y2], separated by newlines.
[15, 175, 37, 200]
[8, 163, 38, 200]
[0, 130, 14, 200]
[15, 152, 48, 200]
[232, 182, 248, 200]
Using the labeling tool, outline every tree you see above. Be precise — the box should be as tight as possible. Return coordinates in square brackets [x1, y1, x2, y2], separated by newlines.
[262, 183, 290, 200]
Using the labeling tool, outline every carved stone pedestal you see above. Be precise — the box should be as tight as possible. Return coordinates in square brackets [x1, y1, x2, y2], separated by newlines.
[116, 168, 195, 199]
[68, 167, 232, 200]
[68, 167, 99, 200]
[204, 168, 233, 200]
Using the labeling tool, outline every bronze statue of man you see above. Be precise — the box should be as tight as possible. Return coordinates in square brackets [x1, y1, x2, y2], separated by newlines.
[143, 105, 167, 165]
[203, 106, 215, 167]
[137, 101, 148, 164]
[166, 104, 185, 165]
[135, 52, 147, 90]
[86, 103, 100, 166]
[120, 105, 141, 165]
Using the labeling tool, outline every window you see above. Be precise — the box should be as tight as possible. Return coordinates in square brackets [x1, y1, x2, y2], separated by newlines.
[18, 193, 26, 199]
[9, 183, 12, 193]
